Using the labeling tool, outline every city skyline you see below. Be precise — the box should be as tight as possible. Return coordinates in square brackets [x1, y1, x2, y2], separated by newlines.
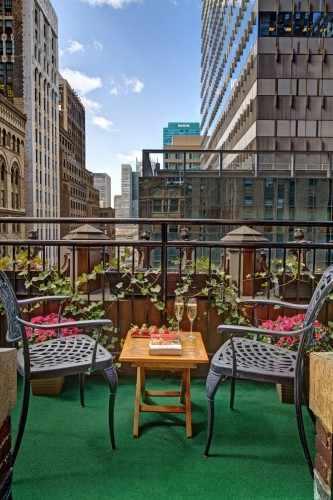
[53, 0, 201, 201]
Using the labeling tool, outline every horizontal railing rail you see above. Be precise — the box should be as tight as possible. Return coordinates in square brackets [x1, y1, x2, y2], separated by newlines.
[1, 217, 333, 351]
[2, 217, 333, 227]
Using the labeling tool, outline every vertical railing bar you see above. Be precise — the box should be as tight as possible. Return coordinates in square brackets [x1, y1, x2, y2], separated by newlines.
[282, 247, 287, 292]
[208, 247, 212, 277]
[312, 248, 316, 295]
[102, 246, 106, 305]
[194, 246, 197, 275]
[267, 247, 272, 299]
[179, 247, 182, 279]
[223, 246, 227, 274]
[12, 245, 16, 294]
[57, 246, 61, 274]
[296, 248, 301, 303]
[27, 245, 31, 294]
[161, 222, 168, 312]
[87, 247, 91, 303]
[130, 245, 135, 325]
[71, 245, 75, 293]
[237, 249, 241, 297]
[252, 248, 256, 298]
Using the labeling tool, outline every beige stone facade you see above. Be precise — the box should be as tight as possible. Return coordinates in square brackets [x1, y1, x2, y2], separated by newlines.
[0, 94, 26, 242]
[164, 135, 206, 171]
[59, 77, 99, 236]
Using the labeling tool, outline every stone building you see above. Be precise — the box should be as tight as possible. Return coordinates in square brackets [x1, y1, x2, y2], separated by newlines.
[59, 77, 99, 236]
[0, 94, 26, 242]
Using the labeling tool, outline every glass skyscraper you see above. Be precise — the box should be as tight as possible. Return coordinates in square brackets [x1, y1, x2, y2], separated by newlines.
[163, 122, 200, 146]
[201, 0, 333, 160]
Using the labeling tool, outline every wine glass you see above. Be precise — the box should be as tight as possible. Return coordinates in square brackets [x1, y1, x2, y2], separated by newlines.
[187, 298, 197, 341]
[174, 297, 184, 333]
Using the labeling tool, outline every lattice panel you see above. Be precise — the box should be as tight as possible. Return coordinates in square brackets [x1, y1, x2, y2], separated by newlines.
[213, 337, 296, 378]
[17, 334, 111, 374]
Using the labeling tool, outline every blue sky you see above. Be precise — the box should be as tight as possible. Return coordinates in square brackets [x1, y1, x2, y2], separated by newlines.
[52, 0, 201, 202]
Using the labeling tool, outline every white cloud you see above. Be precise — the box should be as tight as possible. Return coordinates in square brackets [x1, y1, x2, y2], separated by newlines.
[82, 0, 142, 8]
[110, 77, 144, 96]
[110, 86, 119, 96]
[117, 149, 142, 163]
[81, 96, 102, 113]
[93, 40, 104, 51]
[61, 68, 103, 96]
[125, 77, 144, 94]
[92, 116, 114, 131]
[67, 40, 85, 54]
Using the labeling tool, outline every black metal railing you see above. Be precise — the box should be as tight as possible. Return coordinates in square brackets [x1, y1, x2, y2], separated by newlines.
[142, 149, 333, 176]
[1, 217, 333, 304]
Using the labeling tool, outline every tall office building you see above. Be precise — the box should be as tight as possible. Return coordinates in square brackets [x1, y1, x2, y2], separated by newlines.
[163, 122, 200, 146]
[8, 0, 60, 243]
[201, 0, 333, 168]
[59, 77, 99, 236]
[114, 164, 139, 240]
[93, 173, 111, 208]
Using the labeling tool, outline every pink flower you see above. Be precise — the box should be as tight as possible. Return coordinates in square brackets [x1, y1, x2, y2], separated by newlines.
[25, 314, 80, 344]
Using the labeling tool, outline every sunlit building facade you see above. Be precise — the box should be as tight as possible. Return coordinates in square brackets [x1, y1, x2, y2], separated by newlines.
[202, 0, 333, 168]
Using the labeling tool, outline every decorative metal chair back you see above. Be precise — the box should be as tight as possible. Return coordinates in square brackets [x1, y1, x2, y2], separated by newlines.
[0, 271, 23, 343]
[304, 264, 333, 327]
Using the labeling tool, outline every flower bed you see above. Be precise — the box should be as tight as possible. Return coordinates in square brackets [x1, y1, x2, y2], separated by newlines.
[25, 314, 80, 396]
[261, 314, 333, 404]
[25, 313, 80, 344]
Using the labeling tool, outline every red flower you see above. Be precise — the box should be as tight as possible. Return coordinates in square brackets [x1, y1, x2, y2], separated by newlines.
[25, 314, 80, 344]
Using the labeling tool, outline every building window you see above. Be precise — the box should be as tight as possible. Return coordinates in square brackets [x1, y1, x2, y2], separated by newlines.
[259, 12, 276, 36]
[277, 12, 293, 36]
[153, 199, 162, 213]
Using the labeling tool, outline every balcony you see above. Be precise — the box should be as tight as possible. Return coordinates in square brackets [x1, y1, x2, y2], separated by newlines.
[1, 216, 333, 499]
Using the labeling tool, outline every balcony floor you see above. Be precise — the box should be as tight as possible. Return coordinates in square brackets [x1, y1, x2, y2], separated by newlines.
[13, 377, 313, 499]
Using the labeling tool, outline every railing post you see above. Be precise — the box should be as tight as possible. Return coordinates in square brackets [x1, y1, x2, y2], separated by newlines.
[161, 222, 168, 315]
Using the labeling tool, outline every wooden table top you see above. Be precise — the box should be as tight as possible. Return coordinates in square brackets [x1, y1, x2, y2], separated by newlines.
[119, 332, 209, 367]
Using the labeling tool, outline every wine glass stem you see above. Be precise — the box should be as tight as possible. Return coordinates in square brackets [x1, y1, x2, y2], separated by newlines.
[178, 320, 180, 333]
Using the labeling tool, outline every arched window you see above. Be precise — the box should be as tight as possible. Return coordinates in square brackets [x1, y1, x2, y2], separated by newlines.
[0, 157, 7, 208]
[12, 135, 15, 151]
[2, 129, 6, 147]
[16, 138, 20, 154]
[10, 163, 20, 209]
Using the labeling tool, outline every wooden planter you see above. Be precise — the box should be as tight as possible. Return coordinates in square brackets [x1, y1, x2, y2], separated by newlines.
[31, 377, 64, 396]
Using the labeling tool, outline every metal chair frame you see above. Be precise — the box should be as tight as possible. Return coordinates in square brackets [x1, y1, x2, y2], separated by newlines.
[0, 271, 118, 481]
[204, 265, 333, 478]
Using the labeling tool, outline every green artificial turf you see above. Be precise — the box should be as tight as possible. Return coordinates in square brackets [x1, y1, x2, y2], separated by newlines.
[12, 376, 314, 500]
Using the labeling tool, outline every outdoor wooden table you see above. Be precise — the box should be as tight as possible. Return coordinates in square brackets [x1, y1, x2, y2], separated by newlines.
[119, 331, 208, 438]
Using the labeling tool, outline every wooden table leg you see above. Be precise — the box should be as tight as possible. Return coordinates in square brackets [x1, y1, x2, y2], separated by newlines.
[184, 368, 192, 438]
[133, 367, 142, 438]
[141, 367, 146, 401]
[180, 371, 186, 405]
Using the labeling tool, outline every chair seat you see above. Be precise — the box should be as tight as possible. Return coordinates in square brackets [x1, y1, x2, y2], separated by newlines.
[210, 337, 297, 384]
[17, 334, 112, 378]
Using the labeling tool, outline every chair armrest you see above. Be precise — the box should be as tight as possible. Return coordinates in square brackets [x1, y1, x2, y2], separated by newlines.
[237, 298, 309, 310]
[17, 296, 71, 307]
[16, 317, 112, 330]
[217, 323, 312, 338]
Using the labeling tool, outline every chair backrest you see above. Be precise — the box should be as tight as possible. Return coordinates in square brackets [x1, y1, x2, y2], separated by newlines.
[304, 264, 333, 327]
[0, 271, 23, 342]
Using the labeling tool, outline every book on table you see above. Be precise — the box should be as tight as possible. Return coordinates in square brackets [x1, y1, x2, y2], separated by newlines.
[148, 335, 182, 356]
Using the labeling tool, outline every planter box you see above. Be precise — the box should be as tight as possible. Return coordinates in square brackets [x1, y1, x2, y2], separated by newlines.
[31, 377, 64, 396]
